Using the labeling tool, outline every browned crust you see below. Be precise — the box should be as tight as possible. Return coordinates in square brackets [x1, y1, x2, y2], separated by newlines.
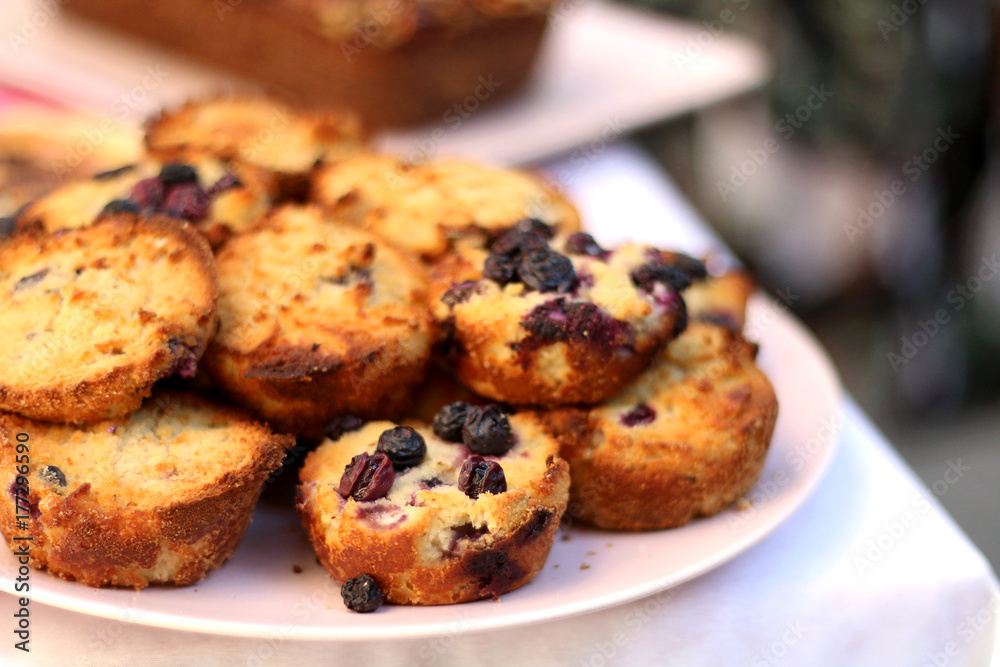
[297, 456, 569, 605]
[0, 215, 219, 424]
[61, 0, 548, 129]
[550, 324, 778, 531]
[0, 396, 292, 588]
[451, 331, 663, 407]
[204, 338, 432, 438]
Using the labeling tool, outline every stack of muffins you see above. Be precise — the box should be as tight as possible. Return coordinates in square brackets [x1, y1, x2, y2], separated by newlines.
[0, 98, 777, 606]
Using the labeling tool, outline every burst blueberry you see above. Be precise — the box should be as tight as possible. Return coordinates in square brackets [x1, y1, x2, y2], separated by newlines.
[458, 456, 507, 499]
[339, 452, 394, 501]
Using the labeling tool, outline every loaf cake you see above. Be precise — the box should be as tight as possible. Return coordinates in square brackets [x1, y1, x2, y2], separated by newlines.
[0, 392, 292, 588]
[297, 409, 569, 605]
[0, 214, 218, 424]
[61, 0, 555, 128]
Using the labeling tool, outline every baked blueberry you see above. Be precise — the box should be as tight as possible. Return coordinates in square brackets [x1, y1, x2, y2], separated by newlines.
[99, 199, 141, 217]
[323, 415, 366, 441]
[432, 401, 472, 442]
[37, 465, 66, 488]
[93, 165, 136, 181]
[483, 253, 518, 285]
[376, 426, 426, 470]
[341, 574, 384, 613]
[462, 405, 514, 456]
[128, 178, 165, 209]
[564, 232, 607, 258]
[339, 452, 394, 501]
[518, 245, 576, 293]
[458, 456, 507, 499]
[162, 183, 210, 222]
[158, 163, 199, 187]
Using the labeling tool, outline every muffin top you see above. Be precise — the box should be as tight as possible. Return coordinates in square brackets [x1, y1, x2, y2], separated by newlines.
[313, 154, 580, 259]
[211, 204, 433, 358]
[431, 225, 698, 364]
[0, 215, 217, 388]
[145, 98, 366, 175]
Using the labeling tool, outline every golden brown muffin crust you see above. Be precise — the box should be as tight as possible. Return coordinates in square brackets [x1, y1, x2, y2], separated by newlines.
[0, 393, 292, 588]
[0, 215, 218, 424]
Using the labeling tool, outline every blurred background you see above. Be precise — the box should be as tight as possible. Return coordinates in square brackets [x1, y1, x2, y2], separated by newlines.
[626, 0, 1000, 568]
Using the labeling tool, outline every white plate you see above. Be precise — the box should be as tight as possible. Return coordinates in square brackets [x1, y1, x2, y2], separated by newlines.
[0, 0, 769, 165]
[0, 292, 840, 639]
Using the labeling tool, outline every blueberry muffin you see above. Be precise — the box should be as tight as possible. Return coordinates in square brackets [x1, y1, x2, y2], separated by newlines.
[16, 157, 272, 247]
[145, 98, 366, 199]
[203, 205, 435, 437]
[297, 406, 569, 605]
[312, 154, 581, 260]
[429, 222, 700, 406]
[0, 215, 218, 424]
[0, 392, 292, 589]
[552, 321, 778, 531]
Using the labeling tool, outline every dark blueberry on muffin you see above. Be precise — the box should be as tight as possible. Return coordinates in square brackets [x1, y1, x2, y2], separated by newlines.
[462, 405, 515, 456]
[99, 199, 141, 217]
[518, 245, 576, 293]
[129, 178, 165, 209]
[323, 415, 366, 441]
[376, 426, 426, 470]
[158, 163, 199, 187]
[564, 232, 608, 259]
[432, 401, 473, 442]
[162, 183, 210, 222]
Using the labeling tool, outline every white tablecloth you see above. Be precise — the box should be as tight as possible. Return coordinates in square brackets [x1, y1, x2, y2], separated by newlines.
[3, 145, 998, 666]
